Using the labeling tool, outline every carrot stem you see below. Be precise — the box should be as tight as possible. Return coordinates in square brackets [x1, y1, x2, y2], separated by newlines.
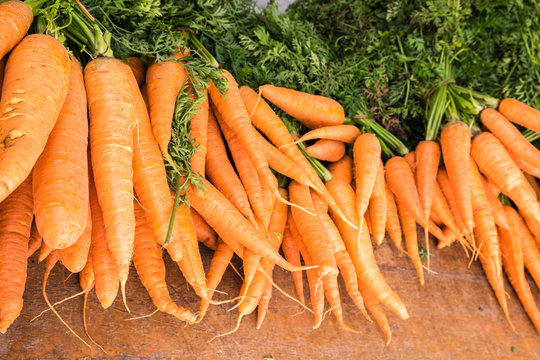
[164, 174, 182, 246]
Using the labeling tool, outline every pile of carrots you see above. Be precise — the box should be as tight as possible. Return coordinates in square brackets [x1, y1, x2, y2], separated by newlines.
[0, 0, 539, 349]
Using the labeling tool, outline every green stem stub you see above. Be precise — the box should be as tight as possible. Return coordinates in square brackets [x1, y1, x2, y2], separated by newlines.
[353, 116, 409, 156]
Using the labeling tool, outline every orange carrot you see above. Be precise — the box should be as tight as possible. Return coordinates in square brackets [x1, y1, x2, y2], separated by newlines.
[133, 202, 197, 323]
[524, 174, 540, 201]
[520, 204, 540, 250]
[328, 155, 353, 184]
[189, 91, 209, 177]
[260, 85, 345, 129]
[385, 182, 402, 249]
[369, 161, 387, 245]
[0, 1, 33, 61]
[33, 58, 88, 250]
[358, 279, 392, 345]
[294, 125, 360, 144]
[58, 204, 91, 273]
[256, 281, 273, 329]
[146, 57, 187, 165]
[281, 221, 305, 305]
[481, 108, 540, 170]
[482, 177, 510, 230]
[397, 199, 424, 285]
[326, 178, 409, 320]
[305, 139, 345, 162]
[86, 57, 138, 301]
[519, 213, 540, 289]
[437, 169, 469, 239]
[191, 209, 218, 250]
[0, 176, 32, 333]
[441, 121, 474, 234]
[0, 34, 70, 203]
[38, 242, 53, 263]
[506, 147, 540, 179]
[498, 98, 540, 134]
[471, 132, 540, 223]
[27, 221, 42, 258]
[127, 57, 146, 86]
[0, 57, 6, 98]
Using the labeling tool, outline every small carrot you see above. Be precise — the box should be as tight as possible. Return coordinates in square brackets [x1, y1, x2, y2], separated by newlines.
[0, 1, 33, 61]
[189, 91, 209, 177]
[38, 242, 53, 263]
[520, 207, 540, 250]
[58, 204, 91, 273]
[328, 155, 353, 184]
[281, 221, 305, 305]
[397, 199, 424, 285]
[127, 57, 146, 86]
[260, 85, 345, 129]
[305, 139, 346, 162]
[482, 177, 510, 230]
[369, 161, 387, 245]
[524, 174, 540, 201]
[498, 98, 540, 134]
[256, 281, 273, 329]
[27, 221, 42, 258]
[0, 176, 32, 333]
[384, 182, 402, 249]
[437, 169, 469, 239]
[293, 125, 361, 144]
[191, 209, 218, 251]
[519, 212, 540, 289]
[358, 278, 392, 345]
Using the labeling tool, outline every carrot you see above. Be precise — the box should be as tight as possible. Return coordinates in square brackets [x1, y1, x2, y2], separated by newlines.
[305, 139, 345, 162]
[209, 72, 281, 209]
[38, 242, 53, 263]
[260, 85, 345, 129]
[0, 1, 33, 61]
[524, 174, 540, 201]
[520, 207, 540, 252]
[281, 221, 305, 305]
[519, 213, 540, 289]
[89, 174, 119, 309]
[0, 57, 6, 98]
[481, 108, 540, 170]
[358, 279, 392, 345]
[432, 180, 461, 242]
[79, 252, 94, 293]
[187, 179, 303, 272]
[500, 206, 540, 333]
[482, 178, 510, 230]
[197, 239, 234, 322]
[58, 204, 91, 273]
[256, 281, 273, 329]
[33, 57, 88, 250]
[397, 199, 424, 285]
[293, 125, 360, 144]
[27, 221, 42, 258]
[471, 132, 540, 223]
[189, 91, 209, 177]
[498, 98, 540, 134]
[326, 178, 409, 319]
[0, 34, 70, 203]
[127, 57, 146, 86]
[385, 182, 403, 249]
[369, 161, 387, 245]
[146, 57, 187, 165]
[506, 147, 540, 179]
[437, 169, 469, 239]
[0, 175, 32, 333]
[354, 134, 382, 242]
[191, 209, 218, 251]
[239, 85, 353, 228]
[86, 57, 138, 302]
[133, 202, 197, 323]
[441, 121, 474, 234]
[328, 155, 353, 184]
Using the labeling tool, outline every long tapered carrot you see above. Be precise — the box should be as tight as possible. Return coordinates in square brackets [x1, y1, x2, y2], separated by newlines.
[326, 178, 409, 319]
[385, 182, 403, 249]
[189, 91, 208, 177]
[481, 108, 540, 170]
[437, 169, 469, 239]
[260, 85, 345, 129]
[519, 215, 540, 289]
[281, 221, 305, 305]
[482, 178, 510, 230]
[239, 85, 353, 227]
[498, 98, 540, 134]
[471, 132, 540, 223]
[133, 202, 197, 323]
[86, 57, 138, 302]
[256, 281, 273, 329]
[358, 278, 392, 345]
[146, 57, 187, 165]
[305, 139, 346, 162]
[397, 199, 424, 285]
[191, 209, 218, 250]
[328, 155, 353, 184]
[187, 179, 304, 272]
[58, 204, 91, 273]
[441, 121, 474, 234]
[0, 176, 32, 333]
[432, 181, 462, 248]
[0, 34, 70, 203]
[33, 57, 88, 250]
[27, 221, 42, 258]
[293, 125, 361, 144]
[506, 147, 540, 179]
[500, 206, 540, 333]
[354, 134, 382, 228]
[521, 207, 540, 249]
[127, 57, 146, 86]
[369, 161, 387, 245]
[0, 1, 33, 61]
[89, 169, 119, 309]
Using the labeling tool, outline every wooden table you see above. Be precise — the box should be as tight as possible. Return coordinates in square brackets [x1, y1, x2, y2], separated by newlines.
[1, 236, 539, 359]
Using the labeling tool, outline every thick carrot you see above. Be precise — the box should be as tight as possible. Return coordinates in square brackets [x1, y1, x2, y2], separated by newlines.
[294, 125, 361, 144]
[260, 84, 344, 129]
[524, 174, 540, 200]
[0, 176, 32, 333]
[305, 139, 345, 162]
[281, 221, 305, 305]
[397, 199, 424, 285]
[481, 108, 540, 170]
[189, 91, 209, 177]
[27, 221, 42, 258]
[58, 204, 91, 273]
[471, 132, 540, 223]
[187, 179, 303, 272]
[519, 213, 540, 289]
[500, 206, 540, 333]
[498, 98, 540, 134]
[0, 1, 33, 61]
[89, 174, 119, 309]
[191, 209, 218, 251]
[441, 121, 474, 234]
[0, 34, 70, 203]
[86, 57, 137, 299]
[369, 161, 387, 245]
[385, 182, 403, 249]
[328, 155, 353, 184]
[133, 202, 197, 323]
[33, 58, 88, 250]
[506, 147, 540, 179]
[437, 169, 469, 239]
[127, 57, 146, 86]
[239, 85, 352, 226]
[146, 57, 187, 164]
[482, 177, 510, 230]
[326, 178, 409, 319]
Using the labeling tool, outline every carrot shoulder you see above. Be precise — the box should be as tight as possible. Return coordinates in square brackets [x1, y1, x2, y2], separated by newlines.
[0, 1, 33, 61]
[498, 98, 540, 134]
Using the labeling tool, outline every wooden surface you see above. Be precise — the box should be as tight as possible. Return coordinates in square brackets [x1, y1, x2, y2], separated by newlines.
[1, 235, 539, 359]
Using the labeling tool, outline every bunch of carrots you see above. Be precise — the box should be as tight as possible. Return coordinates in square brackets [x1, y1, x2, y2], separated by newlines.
[0, 0, 539, 350]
